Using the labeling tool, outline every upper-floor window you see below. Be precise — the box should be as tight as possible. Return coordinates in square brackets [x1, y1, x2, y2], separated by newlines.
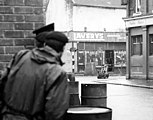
[131, 35, 142, 55]
[149, 34, 153, 55]
[135, 0, 141, 13]
[129, 0, 142, 17]
[133, 0, 141, 16]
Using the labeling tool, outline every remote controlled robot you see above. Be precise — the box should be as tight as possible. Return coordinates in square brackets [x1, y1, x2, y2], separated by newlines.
[96, 64, 109, 79]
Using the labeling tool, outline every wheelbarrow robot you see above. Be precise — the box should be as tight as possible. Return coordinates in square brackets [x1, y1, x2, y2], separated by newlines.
[96, 64, 109, 79]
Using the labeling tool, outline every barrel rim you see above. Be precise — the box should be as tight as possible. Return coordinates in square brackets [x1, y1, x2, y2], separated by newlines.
[81, 83, 107, 85]
[67, 105, 112, 115]
[81, 96, 107, 99]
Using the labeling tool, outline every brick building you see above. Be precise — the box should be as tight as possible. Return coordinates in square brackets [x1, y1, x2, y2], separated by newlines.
[123, 0, 153, 80]
[0, 0, 46, 72]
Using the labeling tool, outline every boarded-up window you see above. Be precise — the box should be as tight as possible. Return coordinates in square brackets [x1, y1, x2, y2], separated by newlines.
[129, 0, 141, 16]
[149, 34, 153, 55]
[131, 35, 142, 55]
[135, 0, 141, 13]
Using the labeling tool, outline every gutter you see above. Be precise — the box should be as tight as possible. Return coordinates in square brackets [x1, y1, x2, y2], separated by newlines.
[73, 3, 126, 9]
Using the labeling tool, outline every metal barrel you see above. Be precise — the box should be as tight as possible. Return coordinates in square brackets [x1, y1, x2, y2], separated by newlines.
[64, 106, 112, 120]
[81, 83, 107, 107]
[68, 81, 80, 107]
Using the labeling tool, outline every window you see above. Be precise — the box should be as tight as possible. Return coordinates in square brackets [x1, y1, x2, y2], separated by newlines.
[131, 35, 142, 55]
[149, 34, 153, 55]
[135, 0, 141, 13]
[133, 0, 141, 16]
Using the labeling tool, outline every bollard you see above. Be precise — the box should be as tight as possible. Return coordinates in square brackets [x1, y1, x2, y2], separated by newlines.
[81, 83, 107, 107]
[68, 81, 80, 107]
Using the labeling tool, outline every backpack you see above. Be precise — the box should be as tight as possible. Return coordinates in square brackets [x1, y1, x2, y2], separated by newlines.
[0, 49, 30, 115]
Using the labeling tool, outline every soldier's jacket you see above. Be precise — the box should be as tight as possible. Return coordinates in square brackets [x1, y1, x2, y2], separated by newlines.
[1, 46, 69, 120]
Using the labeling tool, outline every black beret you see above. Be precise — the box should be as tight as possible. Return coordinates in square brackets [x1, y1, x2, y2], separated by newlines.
[35, 32, 49, 43]
[45, 31, 69, 52]
[33, 23, 54, 35]
[46, 31, 69, 44]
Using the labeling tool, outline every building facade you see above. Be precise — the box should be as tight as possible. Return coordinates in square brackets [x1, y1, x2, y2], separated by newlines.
[46, 0, 127, 75]
[72, 31, 126, 75]
[123, 0, 153, 79]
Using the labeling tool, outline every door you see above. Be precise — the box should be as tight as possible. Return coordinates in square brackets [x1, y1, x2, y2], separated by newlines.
[105, 50, 114, 72]
[77, 50, 85, 73]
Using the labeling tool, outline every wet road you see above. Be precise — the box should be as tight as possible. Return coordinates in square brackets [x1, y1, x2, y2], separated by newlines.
[76, 76, 153, 120]
[107, 84, 153, 120]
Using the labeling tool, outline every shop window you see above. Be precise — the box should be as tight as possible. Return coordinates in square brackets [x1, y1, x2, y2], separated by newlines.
[131, 35, 142, 55]
[149, 34, 153, 55]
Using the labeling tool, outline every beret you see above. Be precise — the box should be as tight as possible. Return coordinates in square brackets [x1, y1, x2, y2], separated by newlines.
[46, 31, 69, 44]
[45, 31, 69, 52]
[35, 32, 49, 43]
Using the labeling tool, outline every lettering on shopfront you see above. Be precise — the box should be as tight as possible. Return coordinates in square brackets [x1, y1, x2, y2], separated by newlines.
[74, 32, 104, 41]
[125, 18, 149, 28]
[128, 19, 145, 26]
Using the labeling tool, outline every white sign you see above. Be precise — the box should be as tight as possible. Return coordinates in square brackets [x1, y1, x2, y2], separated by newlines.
[125, 19, 145, 28]
[125, 15, 153, 28]
[73, 32, 104, 41]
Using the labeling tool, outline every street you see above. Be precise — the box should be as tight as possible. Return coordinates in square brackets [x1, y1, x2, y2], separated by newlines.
[75, 76, 153, 120]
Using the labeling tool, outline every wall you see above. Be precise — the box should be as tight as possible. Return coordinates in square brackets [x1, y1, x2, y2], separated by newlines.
[0, 0, 45, 71]
[46, 0, 73, 31]
[46, 0, 75, 73]
[46, 0, 126, 32]
[73, 5, 126, 32]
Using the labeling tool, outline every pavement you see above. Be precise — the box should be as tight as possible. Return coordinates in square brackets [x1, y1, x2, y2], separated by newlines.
[75, 75, 153, 89]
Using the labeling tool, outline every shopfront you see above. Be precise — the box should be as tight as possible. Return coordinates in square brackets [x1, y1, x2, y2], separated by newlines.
[72, 31, 126, 75]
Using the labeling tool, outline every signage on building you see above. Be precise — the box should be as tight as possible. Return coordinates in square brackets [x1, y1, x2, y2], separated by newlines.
[73, 32, 104, 42]
[125, 19, 145, 28]
[73, 32, 126, 42]
[124, 15, 153, 28]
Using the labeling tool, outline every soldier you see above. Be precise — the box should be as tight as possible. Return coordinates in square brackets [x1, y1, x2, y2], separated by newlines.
[1, 24, 69, 120]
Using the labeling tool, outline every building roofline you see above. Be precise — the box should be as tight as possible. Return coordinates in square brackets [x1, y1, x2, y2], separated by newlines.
[123, 14, 153, 21]
[73, 3, 126, 9]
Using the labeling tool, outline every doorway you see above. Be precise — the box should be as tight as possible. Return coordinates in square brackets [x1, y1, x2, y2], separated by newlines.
[105, 50, 114, 72]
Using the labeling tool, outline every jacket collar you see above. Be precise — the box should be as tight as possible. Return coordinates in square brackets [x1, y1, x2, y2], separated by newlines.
[31, 46, 64, 65]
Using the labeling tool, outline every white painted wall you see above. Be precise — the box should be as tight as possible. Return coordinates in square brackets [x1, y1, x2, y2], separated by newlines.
[46, 1, 126, 32]
[46, 0, 72, 31]
[73, 6, 126, 32]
